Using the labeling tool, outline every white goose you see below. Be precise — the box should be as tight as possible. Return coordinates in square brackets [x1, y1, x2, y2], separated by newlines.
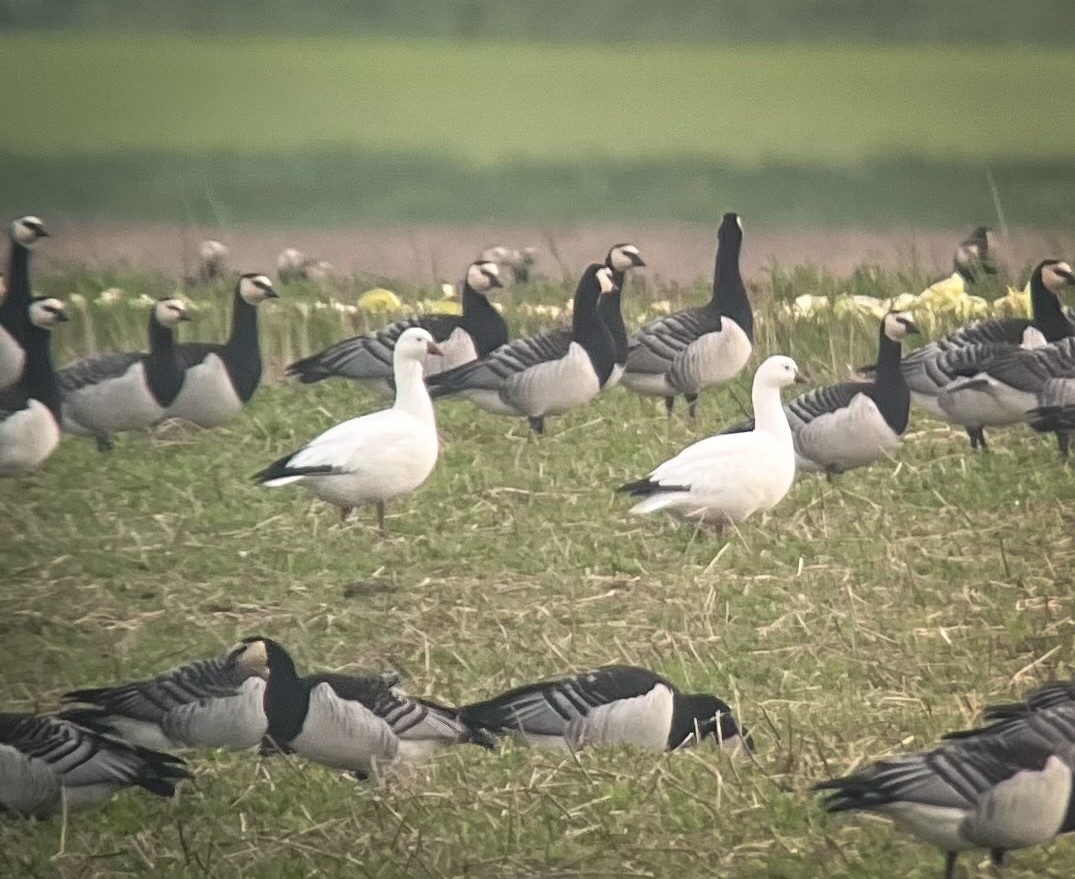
[621, 213, 753, 418]
[459, 665, 752, 753]
[255, 327, 441, 534]
[59, 298, 191, 451]
[618, 355, 804, 533]
[0, 216, 49, 390]
[0, 298, 67, 477]
[0, 712, 190, 819]
[164, 273, 278, 427]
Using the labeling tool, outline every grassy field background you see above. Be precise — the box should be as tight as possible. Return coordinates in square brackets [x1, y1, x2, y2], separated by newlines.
[1, 264, 1074, 877]
[1, 33, 1073, 226]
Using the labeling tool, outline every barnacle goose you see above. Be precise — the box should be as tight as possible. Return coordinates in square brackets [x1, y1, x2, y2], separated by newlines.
[815, 733, 1075, 879]
[478, 245, 537, 284]
[600, 243, 646, 388]
[618, 355, 804, 534]
[458, 665, 751, 753]
[256, 327, 441, 534]
[722, 312, 919, 475]
[0, 215, 49, 390]
[621, 213, 753, 418]
[900, 259, 1075, 449]
[163, 273, 278, 427]
[58, 298, 191, 451]
[952, 225, 998, 285]
[0, 712, 189, 819]
[232, 637, 493, 780]
[0, 298, 67, 476]
[286, 260, 505, 391]
[427, 264, 617, 435]
[197, 239, 229, 285]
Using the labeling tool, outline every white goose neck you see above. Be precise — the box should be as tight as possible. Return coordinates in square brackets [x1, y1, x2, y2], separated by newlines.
[393, 358, 436, 425]
[752, 380, 792, 442]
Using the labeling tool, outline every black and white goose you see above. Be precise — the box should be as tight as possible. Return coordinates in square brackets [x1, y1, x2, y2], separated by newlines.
[901, 259, 1075, 449]
[599, 243, 646, 388]
[458, 665, 752, 753]
[60, 647, 270, 753]
[0, 298, 67, 477]
[164, 273, 279, 427]
[952, 225, 998, 285]
[721, 312, 919, 474]
[815, 732, 1075, 879]
[621, 213, 753, 418]
[58, 298, 191, 451]
[286, 260, 506, 392]
[0, 215, 49, 390]
[231, 637, 493, 780]
[427, 264, 617, 435]
[0, 712, 190, 819]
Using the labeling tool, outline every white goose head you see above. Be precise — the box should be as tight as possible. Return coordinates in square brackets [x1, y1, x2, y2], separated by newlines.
[1041, 261, 1075, 296]
[29, 297, 68, 329]
[238, 273, 279, 304]
[395, 327, 443, 363]
[228, 638, 271, 680]
[11, 215, 49, 249]
[882, 311, 921, 342]
[200, 239, 228, 263]
[466, 261, 503, 293]
[606, 243, 646, 273]
[154, 297, 192, 328]
[755, 354, 805, 390]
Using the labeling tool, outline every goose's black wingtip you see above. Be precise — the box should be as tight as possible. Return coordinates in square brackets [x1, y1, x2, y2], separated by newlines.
[253, 453, 336, 484]
[617, 478, 690, 498]
[285, 357, 330, 384]
[1028, 406, 1075, 434]
[55, 706, 116, 735]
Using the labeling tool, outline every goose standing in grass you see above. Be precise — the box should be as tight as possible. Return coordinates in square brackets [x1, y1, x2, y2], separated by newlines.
[815, 729, 1075, 879]
[459, 665, 752, 753]
[197, 239, 229, 285]
[621, 213, 753, 418]
[600, 243, 647, 388]
[900, 259, 1075, 449]
[0, 712, 190, 819]
[0, 298, 67, 477]
[231, 637, 494, 780]
[0, 216, 49, 390]
[286, 260, 505, 391]
[58, 298, 191, 451]
[722, 312, 919, 475]
[255, 327, 441, 534]
[952, 225, 998, 284]
[164, 272, 278, 427]
[618, 355, 804, 533]
[427, 264, 617, 435]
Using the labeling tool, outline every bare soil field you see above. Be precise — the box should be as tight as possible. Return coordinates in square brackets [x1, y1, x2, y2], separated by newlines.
[34, 220, 1075, 284]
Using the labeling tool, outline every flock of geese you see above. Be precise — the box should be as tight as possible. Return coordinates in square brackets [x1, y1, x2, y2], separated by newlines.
[2, 211, 1075, 877]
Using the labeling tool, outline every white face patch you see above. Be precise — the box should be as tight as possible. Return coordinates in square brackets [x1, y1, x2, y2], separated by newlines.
[239, 275, 277, 303]
[883, 311, 914, 341]
[12, 215, 47, 248]
[155, 298, 188, 328]
[29, 298, 67, 328]
[609, 244, 641, 273]
[466, 261, 500, 292]
[736, 215, 743, 232]
[597, 267, 615, 294]
[1043, 262, 1075, 295]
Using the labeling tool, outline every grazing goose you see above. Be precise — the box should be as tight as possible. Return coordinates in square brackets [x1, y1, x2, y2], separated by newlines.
[815, 733, 1075, 879]
[621, 213, 753, 418]
[0, 215, 49, 390]
[255, 327, 441, 534]
[618, 355, 804, 533]
[0, 298, 67, 477]
[232, 637, 493, 780]
[722, 313, 919, 474]
[458, 665, 752, 753]
[0, 712, 190, 819]
[60, 647, 269, 753]
[427, 264, 617, 435]
[900, 260, 1075, 449]
[600, 243, 646, 389]
[164, 273, 278, 427]
[58, 298, 191, 451]
[286, 260, 505, 391]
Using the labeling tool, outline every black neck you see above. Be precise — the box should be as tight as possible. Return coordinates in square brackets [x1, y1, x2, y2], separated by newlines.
[144, 313, 185, 407]
[600, 270, 628, 365]
[572, 269, 615, 385]
[864, 324, 910, 434]
[262, 647, 310, 748]
[666, 693, 729, 749]
[0, 240, 31, 343]
[710, 231, 754, 342]
[20, 324, 60, 419]
[222, 289, 263, 402]
[1031, 271, 1075, 342]
[461, 283, 509, 356]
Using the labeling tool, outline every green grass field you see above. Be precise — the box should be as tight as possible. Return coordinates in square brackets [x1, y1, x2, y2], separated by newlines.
[2, 266, 1074, 878]
[1, 33, 1073, 226]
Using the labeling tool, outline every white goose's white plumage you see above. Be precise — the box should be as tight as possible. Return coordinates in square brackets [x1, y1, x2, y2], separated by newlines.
[0, 712, 190, 819]
[0, 298, 67, 477]
[619, 355, 803, 529]
[256, 326, 441, 533]
[0, 216, 49, 391]
[59, 298, 191, 451]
